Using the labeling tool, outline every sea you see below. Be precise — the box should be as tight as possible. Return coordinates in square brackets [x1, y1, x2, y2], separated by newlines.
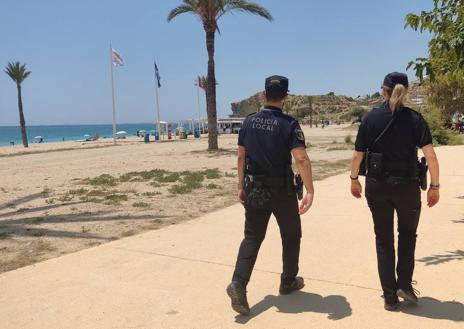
[0, 123, 198, 147]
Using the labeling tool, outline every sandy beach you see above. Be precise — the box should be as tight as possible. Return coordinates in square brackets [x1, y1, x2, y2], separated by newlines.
[0, 124, 357, 273]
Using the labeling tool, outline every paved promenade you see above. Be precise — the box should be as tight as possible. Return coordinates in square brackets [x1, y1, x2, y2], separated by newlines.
[1, 146, 463, 329]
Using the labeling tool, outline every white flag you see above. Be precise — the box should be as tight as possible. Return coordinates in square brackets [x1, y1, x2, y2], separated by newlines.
[111, 48, 124, 66]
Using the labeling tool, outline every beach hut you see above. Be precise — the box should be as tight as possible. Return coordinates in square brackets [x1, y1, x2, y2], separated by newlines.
[217, 118, 245, 134]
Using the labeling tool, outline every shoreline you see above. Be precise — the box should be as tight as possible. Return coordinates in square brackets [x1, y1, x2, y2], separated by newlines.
[0, 135, 202, 157]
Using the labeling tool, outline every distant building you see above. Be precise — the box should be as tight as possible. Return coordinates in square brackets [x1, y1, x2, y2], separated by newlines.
[217, 118, 245, 134]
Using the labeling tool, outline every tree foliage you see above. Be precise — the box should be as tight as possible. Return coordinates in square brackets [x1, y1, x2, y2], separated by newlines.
[405, 0, 464, 141]
[167, 0, 273, 32]
[424, 105, 461, 145]
[341, 107, 368, 123]
[405, 0, 464, 81]
[5, 61, 31, 148]
[5, 61, 31, 85]
[167, 0, 272, 150]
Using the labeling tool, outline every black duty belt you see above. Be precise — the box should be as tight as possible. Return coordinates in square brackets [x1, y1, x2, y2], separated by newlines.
[384, 161, 412, 172]
[247, 175, 286, 187]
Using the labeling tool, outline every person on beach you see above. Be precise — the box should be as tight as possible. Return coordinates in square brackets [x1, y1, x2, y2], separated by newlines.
[350, 72, 440, 311]
[227, 75, 315, 316]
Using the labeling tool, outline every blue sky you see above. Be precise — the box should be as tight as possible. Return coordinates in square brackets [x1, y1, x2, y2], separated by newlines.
[0, 0, 432, 126]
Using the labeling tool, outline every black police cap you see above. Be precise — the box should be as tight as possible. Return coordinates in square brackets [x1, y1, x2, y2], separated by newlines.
[383, 72, 409, 89]
[265, 75, 289, 98]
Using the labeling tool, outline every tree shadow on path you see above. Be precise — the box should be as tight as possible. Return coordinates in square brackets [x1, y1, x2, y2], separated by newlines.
[0, 192, 43, 211]
[401, 297, 464, 321]
[235, 291, 352, 324]
[417, 250, 464, 266]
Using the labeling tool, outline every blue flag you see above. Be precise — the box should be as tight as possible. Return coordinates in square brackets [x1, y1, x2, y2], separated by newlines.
[154, 61, 161, 88]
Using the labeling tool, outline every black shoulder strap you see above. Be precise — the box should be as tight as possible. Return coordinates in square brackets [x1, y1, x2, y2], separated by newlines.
[369, 108, 402, 150]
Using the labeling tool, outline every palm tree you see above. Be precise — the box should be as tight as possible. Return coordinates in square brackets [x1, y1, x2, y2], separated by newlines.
[168, 0, 273, 150]
[5, 62, 31, 148]
[307, 96, 313, 128]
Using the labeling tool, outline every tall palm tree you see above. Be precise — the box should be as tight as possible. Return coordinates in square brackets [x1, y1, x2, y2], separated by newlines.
[168, 0, 273, 150]
[5, 62, 31, 148]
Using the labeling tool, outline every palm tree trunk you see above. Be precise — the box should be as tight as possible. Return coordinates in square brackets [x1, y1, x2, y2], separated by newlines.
[205, 31, 218, 150]
[17, 84, 28, 148]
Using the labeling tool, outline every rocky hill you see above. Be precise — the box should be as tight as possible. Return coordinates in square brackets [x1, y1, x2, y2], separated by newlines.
[230, 82, 427, 123]
[231, 92, 362, 123]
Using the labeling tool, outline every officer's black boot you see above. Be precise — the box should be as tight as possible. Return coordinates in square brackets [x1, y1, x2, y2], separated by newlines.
[383, 292, 399, 311]
[279, 276, 305, 295]
[226, 281, 250, 315]
[397, 280, 419, 304]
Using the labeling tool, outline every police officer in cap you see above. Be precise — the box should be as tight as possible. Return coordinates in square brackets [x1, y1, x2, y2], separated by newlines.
[226, 75, 315, 315]
[350, 72, 440, 311]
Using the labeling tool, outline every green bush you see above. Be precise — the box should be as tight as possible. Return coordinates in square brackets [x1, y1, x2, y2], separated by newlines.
[424, 106, 461, 145]
[341, 107, 368, 123]
[86, 174, 118, 187]
[344, 135, 353, 144]
[132, 202, 150, 208]
[203, 168, 221, 179]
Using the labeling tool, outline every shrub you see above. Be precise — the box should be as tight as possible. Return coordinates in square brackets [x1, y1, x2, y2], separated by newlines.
[203, 168, 221, 179]
[169, 184, 193, 194]
[133, 202, 150, 208]
[68, 188, 88, 195]
[206, 183, 222, 190]
[424, 106, 461, 145]
[344, 135, 353, 144]
[104, 194, 128, 205]
[341, 107, 368, 123]
[86, 174, 118, 187]
[142, 191, 161, 196]
[158, 172, 181, 183]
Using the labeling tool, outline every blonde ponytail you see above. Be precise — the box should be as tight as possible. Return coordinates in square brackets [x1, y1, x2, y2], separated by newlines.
[388, 84, 408, 112]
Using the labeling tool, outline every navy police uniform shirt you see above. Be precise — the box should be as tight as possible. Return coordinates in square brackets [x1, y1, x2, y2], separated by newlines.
[355, 102, 432, 165]
[238, 106, 306, 177]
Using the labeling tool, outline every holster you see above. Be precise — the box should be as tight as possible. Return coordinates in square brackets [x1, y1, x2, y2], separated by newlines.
[418, 157, 428, 191]
[244, 175, 272, 209]
[294, 174, 303, 200]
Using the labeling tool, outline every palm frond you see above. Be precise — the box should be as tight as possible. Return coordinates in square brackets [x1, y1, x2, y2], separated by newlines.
[219, 0, 273, 21]
[4, 61, 31, 85]
[167, 2, 197, 22]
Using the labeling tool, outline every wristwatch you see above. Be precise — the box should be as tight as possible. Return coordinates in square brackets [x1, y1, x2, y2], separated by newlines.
[429, 184, 440, 190]
[350, 175, 359, 181]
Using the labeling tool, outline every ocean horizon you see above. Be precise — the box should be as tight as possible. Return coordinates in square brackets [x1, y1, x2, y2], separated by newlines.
[0, 122, 202, 147]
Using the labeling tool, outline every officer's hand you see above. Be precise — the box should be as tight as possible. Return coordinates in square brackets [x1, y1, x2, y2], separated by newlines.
[351, 180, 362, 198]
[299, 193, 313, 215]
[427, 188, 440, 207]
[238, 189, 246, 204]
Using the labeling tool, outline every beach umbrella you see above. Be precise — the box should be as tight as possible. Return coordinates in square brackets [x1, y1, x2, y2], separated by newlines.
[116, 131, 127, 135]
[34, 136, 43, 139]
[83, 134, 91, 138]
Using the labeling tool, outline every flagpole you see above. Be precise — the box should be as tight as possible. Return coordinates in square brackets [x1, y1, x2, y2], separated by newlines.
[196, 81, 201, 134]
[154, 61, 161, 141]
[110, 43, 117, 145]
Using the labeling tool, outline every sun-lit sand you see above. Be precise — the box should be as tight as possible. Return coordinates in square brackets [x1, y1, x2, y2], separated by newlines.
[0, 124, 357, 272]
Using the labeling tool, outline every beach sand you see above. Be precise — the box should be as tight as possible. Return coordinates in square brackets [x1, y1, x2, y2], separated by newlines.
[0, 124, 357, 273]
